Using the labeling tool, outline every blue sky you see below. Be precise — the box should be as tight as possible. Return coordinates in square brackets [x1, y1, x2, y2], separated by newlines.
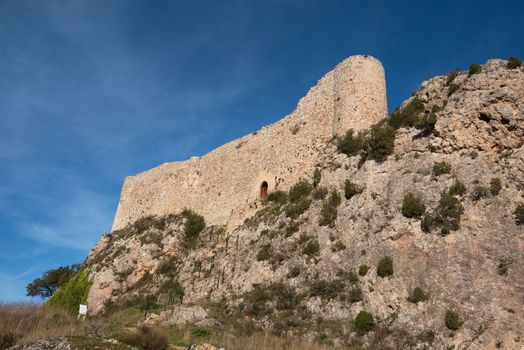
[1, 0, 523, 302]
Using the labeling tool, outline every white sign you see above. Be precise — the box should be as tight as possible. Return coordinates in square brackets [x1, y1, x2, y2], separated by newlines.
[79, 304, 88, 315]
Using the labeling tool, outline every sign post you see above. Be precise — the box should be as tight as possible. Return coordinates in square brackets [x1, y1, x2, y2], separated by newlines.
[78, 304, 87, 320]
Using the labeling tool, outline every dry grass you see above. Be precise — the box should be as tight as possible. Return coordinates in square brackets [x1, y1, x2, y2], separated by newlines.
[0, 303, 355, 350]
[117, 325, 168, 350]
[0, 303, 143, 347]
[0, 303, 87, 345]
[166, 325, 348, 350]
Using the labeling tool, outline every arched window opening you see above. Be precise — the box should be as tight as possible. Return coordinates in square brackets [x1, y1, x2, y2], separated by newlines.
[260, 181, 268, 198]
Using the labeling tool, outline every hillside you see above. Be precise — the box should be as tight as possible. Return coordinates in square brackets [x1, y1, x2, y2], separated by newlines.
[84, 58, 524, 350]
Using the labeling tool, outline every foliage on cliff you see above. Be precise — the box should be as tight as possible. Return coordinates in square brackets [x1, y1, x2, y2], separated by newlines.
[46, 269, 92, 314]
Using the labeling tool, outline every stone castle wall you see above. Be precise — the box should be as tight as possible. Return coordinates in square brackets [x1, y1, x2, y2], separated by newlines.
[112, 55, 387, 231]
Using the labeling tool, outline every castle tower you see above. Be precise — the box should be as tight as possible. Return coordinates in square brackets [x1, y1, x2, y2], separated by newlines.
[332, 55, 387, 136]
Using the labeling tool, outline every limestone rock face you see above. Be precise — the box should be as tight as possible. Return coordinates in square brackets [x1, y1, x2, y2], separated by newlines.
[86, 59, 524, 350]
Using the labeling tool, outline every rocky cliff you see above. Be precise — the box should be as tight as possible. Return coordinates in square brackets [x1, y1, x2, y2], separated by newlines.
[85, 58, 524, 350]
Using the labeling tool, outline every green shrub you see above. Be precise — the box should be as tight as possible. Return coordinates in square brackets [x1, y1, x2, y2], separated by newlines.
[515, 203, 524, 225]
[118, 325, 168, 350]
[507, 56, 522, 69]
[367, 123, 396, 162]
[313, 168, 322, 187]
[309, 279, 344, 299]
[449, 179, 467, 196]
[490, 178, 502, 195]
[182, 210, 205, 243]
[256, 244, 271, 261]
[303, 239, 320, 257]
[446, 70, 459, 85]
[377, 256, 393, 277]
[389, 98, 425, 129]
[285, 197, 311, 219]
[420, 213, 434, 233]
[433, 161, 452, 176]
[337, 129, 366, 157]
[344, 180, 363, 200]
[319, 190, 341, 227]
[414, 112, 437, 135]
[46, 269, 92, 314]
[358, 265, 369, 276]
[312, 186, 328, 200]
[354, 311, 375, 332]
[471, 185, 489, 201]
[445, 310, 462, 330]
[289, 179, 313, 203]
[267, 190, 288, 205]
[388, 97, 438, 136]
[468, 64, 482, 76]
[402, 192, 426, 219]
[411, 287, 428, 303]
[448, 83, 460, 96]
[435, 193, 464, 233]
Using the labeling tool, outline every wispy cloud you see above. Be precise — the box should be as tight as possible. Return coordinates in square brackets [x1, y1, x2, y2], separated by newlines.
[16, 189, 114, 251]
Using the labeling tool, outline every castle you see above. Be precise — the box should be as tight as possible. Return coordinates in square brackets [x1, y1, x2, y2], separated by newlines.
[112, 55, 387, 231]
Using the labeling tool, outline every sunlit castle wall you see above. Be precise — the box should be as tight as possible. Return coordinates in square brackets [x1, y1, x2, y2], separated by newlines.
[112, 55, 387, 231]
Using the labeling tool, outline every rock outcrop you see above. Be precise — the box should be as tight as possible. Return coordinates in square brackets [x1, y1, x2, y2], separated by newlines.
[86, 58, 524, 349]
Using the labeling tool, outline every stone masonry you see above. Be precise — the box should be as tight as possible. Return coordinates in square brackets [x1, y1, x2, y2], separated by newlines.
[112, 55, 387, 231]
